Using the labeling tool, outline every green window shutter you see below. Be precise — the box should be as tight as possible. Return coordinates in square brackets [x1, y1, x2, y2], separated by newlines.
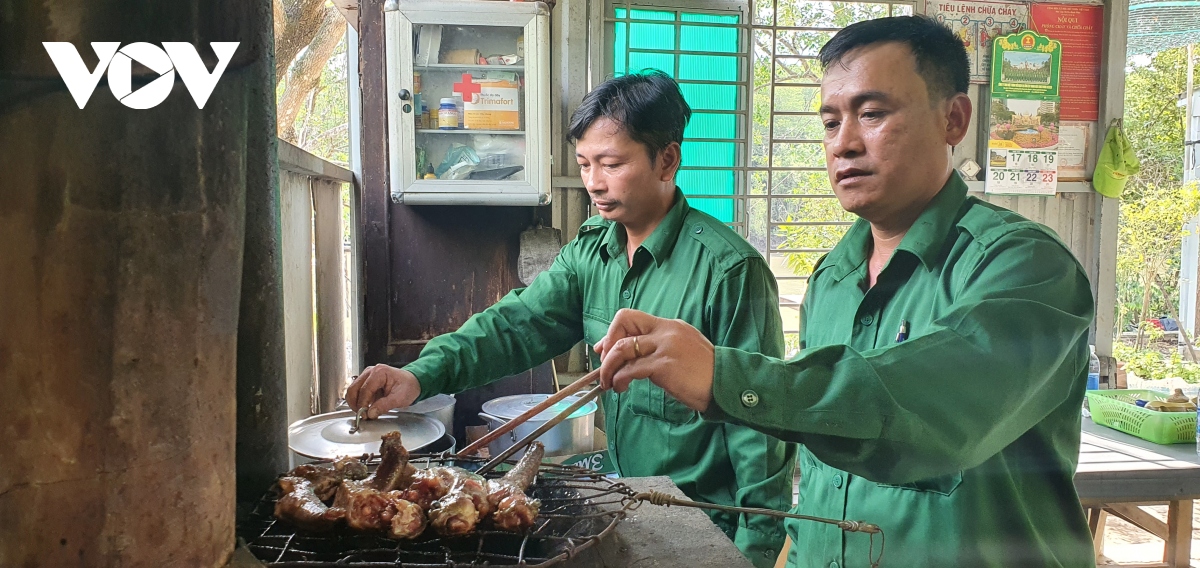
[613, 8, 742, 224]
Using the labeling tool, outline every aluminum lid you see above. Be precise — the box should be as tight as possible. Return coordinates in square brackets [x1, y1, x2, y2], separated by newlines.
[481, 393, 598, 422]
[402, 393, 456, 415]
[288, 410, 445, 460]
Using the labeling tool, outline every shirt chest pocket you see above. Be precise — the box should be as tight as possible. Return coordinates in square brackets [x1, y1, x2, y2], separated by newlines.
[877, 470, 964, 497]
[582, 312, 697, 426]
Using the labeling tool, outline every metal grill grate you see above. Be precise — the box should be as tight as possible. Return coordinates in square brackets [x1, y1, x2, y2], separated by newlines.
[239, 455, 631, 567]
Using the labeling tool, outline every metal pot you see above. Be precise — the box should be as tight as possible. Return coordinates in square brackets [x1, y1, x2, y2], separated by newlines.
[398, 393, 455, 435]
[479, 393, 596, 459]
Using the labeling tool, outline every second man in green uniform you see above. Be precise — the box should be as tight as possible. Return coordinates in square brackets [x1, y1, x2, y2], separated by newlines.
[346, 71, 796, 567]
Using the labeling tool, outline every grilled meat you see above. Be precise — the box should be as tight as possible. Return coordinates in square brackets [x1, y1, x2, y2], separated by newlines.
[274, 434, 544, 537]
[274, 477, 347, 531]
[400, 466, 457, 509]
[428, 469, 490, 536]
[387, 493, 427, 539]
[332, 483, 425, 536]
[332, 431, 425, 532]
[491, 491, 540, 532]
[333, 455, 370, 480]
[486, 442, 544, 532]
[283, 456, 369, 502]
[363, 431, 412, 491]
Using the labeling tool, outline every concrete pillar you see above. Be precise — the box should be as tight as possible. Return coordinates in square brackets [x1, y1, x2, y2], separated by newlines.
[0, 1, 274, 565]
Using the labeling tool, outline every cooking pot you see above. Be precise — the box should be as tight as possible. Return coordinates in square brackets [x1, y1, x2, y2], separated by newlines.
[478, 393, 596, 459]
[397, 393, 455, 435]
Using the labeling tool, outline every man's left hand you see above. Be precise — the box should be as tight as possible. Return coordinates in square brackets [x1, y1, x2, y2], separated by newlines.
[594, 308, 716, 413]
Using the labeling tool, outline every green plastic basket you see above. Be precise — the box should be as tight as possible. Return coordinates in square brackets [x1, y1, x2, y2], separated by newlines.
[1086, 389, 1197, 445]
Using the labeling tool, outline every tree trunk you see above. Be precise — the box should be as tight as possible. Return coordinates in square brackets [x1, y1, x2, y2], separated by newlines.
[275, 0, 329, 86]
[278, 5, 346, 142]
[1152, 273, 1199, 362]
[1137, 264, 1155, 349]
[274, 0, 288, 52]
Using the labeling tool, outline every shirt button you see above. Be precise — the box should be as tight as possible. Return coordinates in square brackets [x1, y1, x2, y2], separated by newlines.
[740, 390, 759, 407]
[833, 474, 843, 488]
[859, 314, 874, 326]
[763, 550, 775, 559]
[829, 562, 840, 568]
[694, 226, 703, 234]
[621, 290, 631, 300]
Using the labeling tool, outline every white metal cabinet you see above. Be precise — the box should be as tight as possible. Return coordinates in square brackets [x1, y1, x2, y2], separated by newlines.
[384, 0, 551, 205]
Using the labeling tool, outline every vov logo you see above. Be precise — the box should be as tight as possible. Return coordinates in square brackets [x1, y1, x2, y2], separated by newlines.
[43, 42, 239, 110]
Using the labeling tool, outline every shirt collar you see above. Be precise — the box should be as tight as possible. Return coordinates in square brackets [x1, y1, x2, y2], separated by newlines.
[601, 188, 690, 266]
[821, 172, 970, 279]
[895, 171, 970, 269]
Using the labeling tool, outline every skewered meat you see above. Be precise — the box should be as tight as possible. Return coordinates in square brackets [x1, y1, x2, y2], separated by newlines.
[428, 470, 490, 536]
[274, 477, 347, 531]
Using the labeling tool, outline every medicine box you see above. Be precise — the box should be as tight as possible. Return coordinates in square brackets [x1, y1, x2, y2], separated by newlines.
[464, 80, 520, 130]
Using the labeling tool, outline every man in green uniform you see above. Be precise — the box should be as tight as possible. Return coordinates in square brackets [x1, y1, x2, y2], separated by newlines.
[346, 70, 796, 567]
[592, 17, 1096, 568]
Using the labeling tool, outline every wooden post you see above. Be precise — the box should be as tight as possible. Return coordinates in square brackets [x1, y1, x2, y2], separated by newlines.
[1165, 499, 1194, 567]
[280, 171, 319, 423]
[313, 179, 349, 413]
[0, 0, 270, 564]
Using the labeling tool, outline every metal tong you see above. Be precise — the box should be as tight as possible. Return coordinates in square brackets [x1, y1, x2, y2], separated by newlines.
[454, 369, 604, 475]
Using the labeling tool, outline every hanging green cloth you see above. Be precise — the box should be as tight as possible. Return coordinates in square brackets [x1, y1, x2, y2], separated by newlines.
[1093, 120, 1141, 198]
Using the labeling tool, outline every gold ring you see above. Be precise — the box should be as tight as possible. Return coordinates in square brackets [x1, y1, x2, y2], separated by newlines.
[633, 336, 643, 358]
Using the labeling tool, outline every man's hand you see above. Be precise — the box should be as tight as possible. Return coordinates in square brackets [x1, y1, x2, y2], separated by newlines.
[344, 365, 422, 419]
[593, 308, 716, 413]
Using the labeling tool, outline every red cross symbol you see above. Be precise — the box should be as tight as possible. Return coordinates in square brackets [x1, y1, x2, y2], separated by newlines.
[453, 74, 481, 103]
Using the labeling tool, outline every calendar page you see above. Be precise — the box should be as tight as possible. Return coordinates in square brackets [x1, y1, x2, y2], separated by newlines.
[986, 149, 1058, 195]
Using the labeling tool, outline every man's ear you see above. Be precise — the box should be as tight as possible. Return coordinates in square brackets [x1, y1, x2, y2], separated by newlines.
[945, 93, 973, 147]
[657, 142, 682, 182]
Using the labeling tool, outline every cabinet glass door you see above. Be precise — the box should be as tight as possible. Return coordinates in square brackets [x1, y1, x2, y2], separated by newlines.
[387, 2, 549, 206]
[411, 24, 527, 182]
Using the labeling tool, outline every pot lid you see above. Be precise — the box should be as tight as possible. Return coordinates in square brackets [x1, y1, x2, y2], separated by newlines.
[481, 393, 598, 421]
[401, 393, 456, 415]
[288, 410, 445, 460]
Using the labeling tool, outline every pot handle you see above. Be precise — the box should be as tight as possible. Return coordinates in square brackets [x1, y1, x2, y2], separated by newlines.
[478, 412, 503, 425]
[478, 412, 519, 444]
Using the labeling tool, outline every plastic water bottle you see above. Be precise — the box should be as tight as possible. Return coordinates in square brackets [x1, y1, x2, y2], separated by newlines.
[1087, 345, 1100, 390]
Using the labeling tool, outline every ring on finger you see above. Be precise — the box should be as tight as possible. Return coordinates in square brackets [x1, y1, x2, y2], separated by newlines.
[633, 335, 643, 358]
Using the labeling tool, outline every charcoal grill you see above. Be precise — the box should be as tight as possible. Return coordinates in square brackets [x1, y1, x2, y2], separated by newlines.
[239, 454, 634, 567]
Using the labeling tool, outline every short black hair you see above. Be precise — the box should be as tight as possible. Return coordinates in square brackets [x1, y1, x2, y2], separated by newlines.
[818, 16, 969, 101]
[567, 70, 691, 163]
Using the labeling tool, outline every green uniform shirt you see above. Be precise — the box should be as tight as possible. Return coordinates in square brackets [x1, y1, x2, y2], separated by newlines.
[405, 190, 797, 567]
[707, 173, 1096, 567]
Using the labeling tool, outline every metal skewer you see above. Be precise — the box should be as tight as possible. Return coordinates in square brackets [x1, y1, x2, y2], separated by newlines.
[455, 369, 600, 458]
[475, 384, 605, 475]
